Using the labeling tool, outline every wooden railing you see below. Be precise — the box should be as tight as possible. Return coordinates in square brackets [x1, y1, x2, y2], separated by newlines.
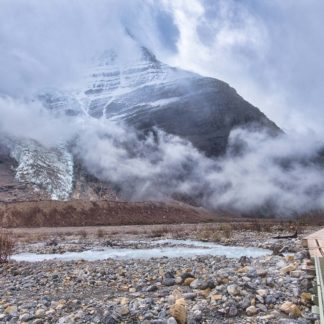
[313, 256, 324, 323]
[303, 228, 324, 322]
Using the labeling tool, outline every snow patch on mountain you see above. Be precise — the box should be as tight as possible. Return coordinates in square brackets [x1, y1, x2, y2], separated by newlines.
[9, 140, 73, 200]
[69, 47, 197, 119]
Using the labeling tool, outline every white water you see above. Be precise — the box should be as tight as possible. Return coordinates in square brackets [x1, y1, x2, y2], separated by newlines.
[12, 239, 271, 262]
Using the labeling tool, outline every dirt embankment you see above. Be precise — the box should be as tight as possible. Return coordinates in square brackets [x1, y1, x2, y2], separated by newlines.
[0, 200, 214, 228]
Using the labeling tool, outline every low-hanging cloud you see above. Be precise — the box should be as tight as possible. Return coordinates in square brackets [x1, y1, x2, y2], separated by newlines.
[1, 96, 324, 216]
[0, 0, 324, 216]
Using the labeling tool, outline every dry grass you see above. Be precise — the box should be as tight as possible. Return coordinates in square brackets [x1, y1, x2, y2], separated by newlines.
[4, 218, 311, 246]
[78, 229, 87, 239]
[191, 221, 290, 242]
[0, 230, 15, 263]
[96, 228, 106, 238]
[147, 225, 170, 238]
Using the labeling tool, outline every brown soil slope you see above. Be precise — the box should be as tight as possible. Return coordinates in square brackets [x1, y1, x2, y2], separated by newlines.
[0, 200, 213, 228]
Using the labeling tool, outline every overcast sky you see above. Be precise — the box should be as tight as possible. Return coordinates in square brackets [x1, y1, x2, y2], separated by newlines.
[147, 0, 324, 135]
[0, 0, 323, 134]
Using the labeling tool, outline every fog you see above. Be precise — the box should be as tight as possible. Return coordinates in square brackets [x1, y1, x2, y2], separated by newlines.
[0, 0, 324, 215]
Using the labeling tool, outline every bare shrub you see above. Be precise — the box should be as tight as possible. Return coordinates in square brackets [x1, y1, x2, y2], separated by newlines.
[218, 224, 232, 238]
[78, 230, 87, 239]
[148, 225, 170, 238]
[0, 230, 15, 263]
[97, 228, 105, 238]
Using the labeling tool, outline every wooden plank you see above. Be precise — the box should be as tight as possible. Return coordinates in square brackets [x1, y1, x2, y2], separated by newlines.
[305, 228, 324, 239]
[317, 239, 324, 249]
[308, 239, 323, 257]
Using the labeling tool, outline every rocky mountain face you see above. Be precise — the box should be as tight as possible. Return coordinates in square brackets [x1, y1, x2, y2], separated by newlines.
[42, 46, 279, 155]
[0, 44, 280, 202]
[0, 139, 117, 203]
[78, 47, 280, 156]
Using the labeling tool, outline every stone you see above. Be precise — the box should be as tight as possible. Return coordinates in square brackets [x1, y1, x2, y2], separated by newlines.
[300, 292, 312, 304]
[167, 317, 177, 324]
[164, 271, 175, 279]
[256, 303, 267, 312]
[163, 278, 176, 286]
[239, 256, 251, 265]
[198, 288, 210, 298]
[183, 278, 195, 286]
[175, 277, 183, 284]
[290, 270, 305, 278]
[4, 305, 17, 316]
[295, 251, 308, 260]
[144, 312, 153, 320]
[146, 285, 158, 292]
[119, 305, 129, 316]
[20, 313, 33, 321]
[35, 309, 45, 318]
[256, 269, 267, 277]
[120, 297, 129, 305]
[280, 301, 301, 317]
[241, 296, 251, 309]
[190, 279, 208, 290]
[300, 278, 311, 290]
[255, 294, 264, 304]
[191, 309, 202, 321]
[265, 295, 277, 305]
[237, 266, 249, 273]
[183, 293, 196, 300]
[280, 264, 296, 274]
[292, 287, 300, 297]
[32, 319, 45, 324]
[206, 279, 216, 289]
[256, 289, 268, 298]
[228, 305, 238, 317]
[266, 277, 274, 287]
[210, 294, 222, 301]
[227, 284, 239, 296]
[246, 306, 258, 316]
[181, 273, 195, 280]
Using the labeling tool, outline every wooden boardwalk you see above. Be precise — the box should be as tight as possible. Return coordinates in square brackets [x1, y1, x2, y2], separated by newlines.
[303, 228, 324, 257]
[304, 228, 324, 322]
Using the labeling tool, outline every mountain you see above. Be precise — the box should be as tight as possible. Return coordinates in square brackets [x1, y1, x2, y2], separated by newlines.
[42, 46, 280, 156]
[0, 43, 280, 203]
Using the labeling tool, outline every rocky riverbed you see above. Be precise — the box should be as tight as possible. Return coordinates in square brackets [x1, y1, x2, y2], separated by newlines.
[0, 225, 320, 323]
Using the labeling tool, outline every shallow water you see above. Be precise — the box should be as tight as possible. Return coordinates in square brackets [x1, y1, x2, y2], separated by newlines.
[12, 239, 271, 262]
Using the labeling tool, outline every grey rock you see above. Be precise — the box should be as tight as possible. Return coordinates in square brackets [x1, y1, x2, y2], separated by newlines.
[146, 285, 158, 292]
[183, 293, 197, 300]
[162, 278, 176, 286]
[240, 296, 251, 309]
[228, 305, 238, 317]
[246, 305, 258, 316]
[265, 295, 277, 305]
[20, 313, 34, 321]
[256, 303, 267, 312]
[227, 284, 239, 296]
[167, 317, 177, 324]
[190, 279, 208, 290]
[181, 272, 195, 280]
[164, 271, 175, 279]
